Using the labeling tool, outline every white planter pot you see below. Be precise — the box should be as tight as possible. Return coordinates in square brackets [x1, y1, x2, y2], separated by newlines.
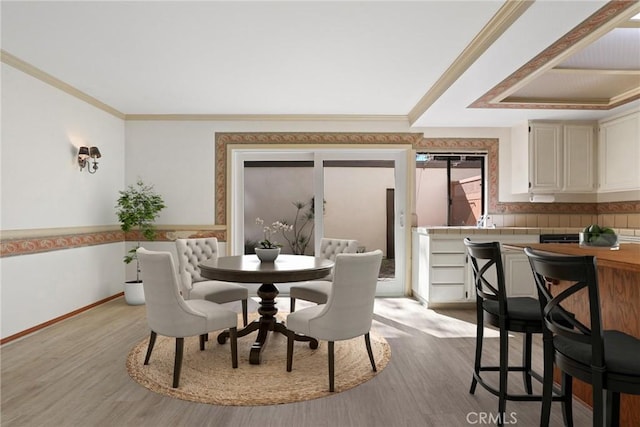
[124, 281, 145, 305]
[254, 247, 281, 262]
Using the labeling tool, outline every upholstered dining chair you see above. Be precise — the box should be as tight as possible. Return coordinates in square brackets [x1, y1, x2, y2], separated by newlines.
[175, 238, 248, 326]
[464, 238, 566, 426]
[137, 247, 238, 388]
[286, 250, 382, 392]
[289, 237, 359, 312]
[525, 247, 640, 427]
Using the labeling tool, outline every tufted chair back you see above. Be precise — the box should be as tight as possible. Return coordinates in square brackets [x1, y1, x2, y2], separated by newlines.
[290, 250, 383, 341]
[175, 238, 220, 297]
[319, 238, 359, 281]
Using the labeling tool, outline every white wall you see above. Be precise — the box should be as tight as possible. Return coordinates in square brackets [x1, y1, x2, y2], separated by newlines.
[1, 64, 126, 339]
[124, 119, 412, 226]
[1, 245, 124, 337]
[1, 65, 125, 229]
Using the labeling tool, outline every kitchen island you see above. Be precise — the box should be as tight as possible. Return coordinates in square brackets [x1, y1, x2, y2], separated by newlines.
[503, 242, 640, 426]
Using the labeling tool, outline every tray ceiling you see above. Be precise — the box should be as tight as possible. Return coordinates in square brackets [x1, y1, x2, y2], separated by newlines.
[1, 1, 639, 127]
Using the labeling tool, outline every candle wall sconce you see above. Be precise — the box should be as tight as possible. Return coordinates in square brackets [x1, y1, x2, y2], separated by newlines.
[78, 146, 101, 174]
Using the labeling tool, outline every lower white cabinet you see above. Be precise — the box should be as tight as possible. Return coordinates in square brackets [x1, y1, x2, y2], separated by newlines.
[502, 249, 537, 298]
[412, 232, 538, 307]
[412, 234, 468, 305]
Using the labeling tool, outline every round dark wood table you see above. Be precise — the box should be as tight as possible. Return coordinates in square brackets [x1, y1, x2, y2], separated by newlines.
[199, 254, 333, 365]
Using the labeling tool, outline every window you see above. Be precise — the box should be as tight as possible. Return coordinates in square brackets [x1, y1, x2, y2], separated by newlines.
[415, 153, 486, 226]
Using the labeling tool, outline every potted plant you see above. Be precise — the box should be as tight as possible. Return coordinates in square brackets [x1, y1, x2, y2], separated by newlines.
[115, 180, 166, 304]
[254, 218, 291, 262]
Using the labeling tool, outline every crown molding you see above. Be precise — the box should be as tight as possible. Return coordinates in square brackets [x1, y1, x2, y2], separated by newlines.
[1, 50, 125, 119]
[471, 1, 640, 110]
[124, 114, 409, 122]
[2, 51, 408, 124]
[407, 0, 533, 124]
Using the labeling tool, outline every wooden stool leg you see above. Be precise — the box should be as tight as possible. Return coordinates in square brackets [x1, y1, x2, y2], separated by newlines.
[470, 303, 483, 394]
[172, 337, 184, 388]
[328, 341, 335, 392]
[540, 335, 554, 427]
[498, 328, 508, 427]
[242, 300, 248, 327]
[562, 372, 574, 427]
[364, 333, 377, 372]
[229, 327, 238, 368]
[286, 330, 294, 372]
[522, 332, 533, 394]
[144, 331, 157, 365]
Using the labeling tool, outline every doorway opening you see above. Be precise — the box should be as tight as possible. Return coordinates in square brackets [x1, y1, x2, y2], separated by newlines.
[232, 148, 408, 296]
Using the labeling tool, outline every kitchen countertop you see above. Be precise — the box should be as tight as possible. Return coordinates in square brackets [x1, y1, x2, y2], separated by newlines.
[511, 242, 640, 425]
[413, 227, 580, 235]
[503, 242, 640, 273]
[413, 226, 640, 239]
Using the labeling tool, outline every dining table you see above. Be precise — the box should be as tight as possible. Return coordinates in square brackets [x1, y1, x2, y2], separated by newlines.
[198, 254, 334, 365]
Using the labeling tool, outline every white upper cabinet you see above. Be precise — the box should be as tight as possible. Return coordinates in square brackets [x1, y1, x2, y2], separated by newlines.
[529, 123, 563, 193]
[511, 121, 595, 194]
[564, 124, 596, 192]
[598, 112, 640, 192]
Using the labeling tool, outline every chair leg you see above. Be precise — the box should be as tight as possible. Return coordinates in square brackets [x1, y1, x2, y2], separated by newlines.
[470, 303, 483, 394]
[173, 337, 184, 388]
[241, 299, 248, 327]
[229, 327, 238, 369]
[522, 332, 533, 394]
[540, 335, 554, 427]
[144, 331, 157, 365]
[498, 328, 509, 426]
[561, 372, 574, 427]
[606, 391, 620, 427]
[328, 341, 335, 392]
[286, 330, 294, 372]
[199, 334, 206, 350]
[290, 297, 296, 313]
[592, 378, 605, 427]
[364, 333, 377, 372]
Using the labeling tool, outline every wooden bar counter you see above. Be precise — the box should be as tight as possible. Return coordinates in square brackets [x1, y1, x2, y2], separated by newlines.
[504, 242, 640, 426]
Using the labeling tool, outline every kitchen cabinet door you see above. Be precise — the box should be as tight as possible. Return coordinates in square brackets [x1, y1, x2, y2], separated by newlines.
[564, 124, 595, 192]
[503, 251, 537, 298]
[529, 123, 563, 193]
[598, 112, 640, 192]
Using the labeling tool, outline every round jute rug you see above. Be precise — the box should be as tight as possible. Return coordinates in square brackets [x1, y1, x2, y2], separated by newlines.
[126, 314, 391, 406]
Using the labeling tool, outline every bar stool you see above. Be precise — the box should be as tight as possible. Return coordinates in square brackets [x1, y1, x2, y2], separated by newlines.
[526, 248, 640, 427]
[465, 239, 568, 426]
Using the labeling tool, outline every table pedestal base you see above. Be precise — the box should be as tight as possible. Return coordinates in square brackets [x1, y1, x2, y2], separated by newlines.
[216, 282, 318, 364]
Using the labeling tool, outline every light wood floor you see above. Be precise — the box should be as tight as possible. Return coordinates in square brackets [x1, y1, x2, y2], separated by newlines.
[1, 297, 592, 427]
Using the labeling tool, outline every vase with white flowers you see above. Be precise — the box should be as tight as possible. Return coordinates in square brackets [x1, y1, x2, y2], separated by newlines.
[254, 218, 292, 262]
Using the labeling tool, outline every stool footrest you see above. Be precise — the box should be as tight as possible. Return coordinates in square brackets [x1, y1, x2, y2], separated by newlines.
[471, 371, 566, 402]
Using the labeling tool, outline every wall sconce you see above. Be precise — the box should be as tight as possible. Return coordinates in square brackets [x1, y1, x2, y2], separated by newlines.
[78, 146, 101, 174]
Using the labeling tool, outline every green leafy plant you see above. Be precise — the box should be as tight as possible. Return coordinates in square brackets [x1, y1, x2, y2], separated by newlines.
[581, 224, 617, 247]
[115, 180, 166, 281]
[279, 199, 320, 255]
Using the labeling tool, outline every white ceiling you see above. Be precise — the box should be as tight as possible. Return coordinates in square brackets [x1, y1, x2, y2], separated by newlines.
[2, 1, 639, 128]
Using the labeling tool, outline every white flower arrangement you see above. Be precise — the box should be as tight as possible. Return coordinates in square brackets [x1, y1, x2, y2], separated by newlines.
[255, 217, 293, 249]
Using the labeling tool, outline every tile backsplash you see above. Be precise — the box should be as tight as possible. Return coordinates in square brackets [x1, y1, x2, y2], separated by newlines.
[490, 213, 640, 236]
